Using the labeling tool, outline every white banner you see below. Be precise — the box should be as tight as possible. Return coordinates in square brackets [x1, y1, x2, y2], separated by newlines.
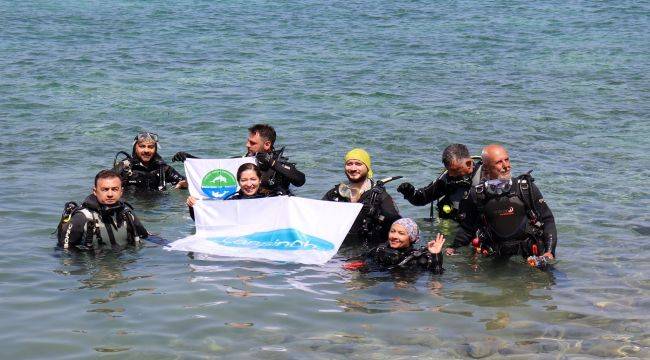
[184, 158, 256, 199]
[167, 196, 362, 265]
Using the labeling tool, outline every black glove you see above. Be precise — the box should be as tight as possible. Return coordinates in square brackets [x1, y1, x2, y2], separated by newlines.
[397, 182, 415, 199]
[172, 151, 197, 162]
[255, 152, 275, 171]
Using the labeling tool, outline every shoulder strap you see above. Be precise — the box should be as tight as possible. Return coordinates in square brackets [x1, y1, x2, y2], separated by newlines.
[122, 208, 141, 245]
[474, 183, 487, 213]
[79, 209, 100, 250]
[516, 172, 539, 220]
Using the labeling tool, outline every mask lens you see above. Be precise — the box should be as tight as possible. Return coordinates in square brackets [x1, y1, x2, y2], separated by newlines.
[485, 179, 512, 195]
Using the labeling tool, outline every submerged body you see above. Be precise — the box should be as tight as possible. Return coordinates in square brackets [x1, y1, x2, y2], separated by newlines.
[57, 173, 149, 252]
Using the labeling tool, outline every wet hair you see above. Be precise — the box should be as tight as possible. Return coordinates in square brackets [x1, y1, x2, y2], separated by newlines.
[236, 163, 262, 182]
[442, 144, 470, 167]
[94, 169, 122, 187]
[248, 124, 276, 147]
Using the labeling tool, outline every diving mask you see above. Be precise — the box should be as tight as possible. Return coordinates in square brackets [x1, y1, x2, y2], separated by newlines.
[134, 131, 159, 144]
[338, 183, 360, 200]
[484, 178, 513, 196]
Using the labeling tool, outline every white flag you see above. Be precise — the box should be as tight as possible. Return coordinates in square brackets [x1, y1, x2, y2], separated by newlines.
[184, 158, 256, 199]
[167, 196, 362, 265]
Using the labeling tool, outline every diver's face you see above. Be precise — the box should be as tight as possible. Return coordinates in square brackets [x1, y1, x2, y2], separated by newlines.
[388, 223, 411, 249]
[94, 177, 123, 206]
[486, 149, 511, 180]
[238, 169, 261, 196]
[447, 158, 473, 178]
[344, 159, 368, 183]
[135, 141, 157, 164]
[246, 132, 272, 155]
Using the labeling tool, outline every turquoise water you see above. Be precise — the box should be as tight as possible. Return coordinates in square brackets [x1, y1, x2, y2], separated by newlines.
[1, 0, 649, 358]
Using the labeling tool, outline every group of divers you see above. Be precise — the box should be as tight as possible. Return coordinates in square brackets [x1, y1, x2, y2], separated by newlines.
[56, 124, 557, 274]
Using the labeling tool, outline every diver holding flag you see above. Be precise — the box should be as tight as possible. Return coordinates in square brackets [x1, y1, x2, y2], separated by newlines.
[172, 124, 305, 195]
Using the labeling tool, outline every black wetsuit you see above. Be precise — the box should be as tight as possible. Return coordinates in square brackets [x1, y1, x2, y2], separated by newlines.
[57, 194, 148, 251]
[451, 174, 557, 258]
[114, 153, 185, 191]
[250, 150, 305, 195]
[365, 243, 444, 274]
[403, 162, 482, 222]
[225, 190, 278, 200]
[322, 180, 401, 247]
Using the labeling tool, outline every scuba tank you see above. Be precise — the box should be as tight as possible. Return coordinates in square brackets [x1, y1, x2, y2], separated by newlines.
[55, 201, 80, 248]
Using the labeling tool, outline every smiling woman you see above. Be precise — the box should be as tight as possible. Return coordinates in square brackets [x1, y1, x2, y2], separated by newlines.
[186, 163, 279, 219]
[345, 218, 446, 273]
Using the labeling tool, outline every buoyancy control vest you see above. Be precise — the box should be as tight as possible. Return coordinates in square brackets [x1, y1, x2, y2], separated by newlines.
[114, 151, 169, 191]
[474, 173, 543, 252]
[436, 162, 483, 220]
[370, 243, 443, 272]
[57, 199, 142, 251]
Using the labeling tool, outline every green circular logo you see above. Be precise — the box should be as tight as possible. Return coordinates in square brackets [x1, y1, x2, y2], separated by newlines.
[201, 169, 238, 199]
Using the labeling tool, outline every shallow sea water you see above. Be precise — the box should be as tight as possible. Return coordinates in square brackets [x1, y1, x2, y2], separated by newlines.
[1, 0, 649, 358]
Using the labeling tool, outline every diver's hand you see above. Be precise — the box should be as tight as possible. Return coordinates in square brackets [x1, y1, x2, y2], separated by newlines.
[427, 233, 446, 254]
[445, 247, 457, 256]
[174, 180, 188, 189]
[397, 182, 415, 199]
[186, 196, 198, 207]
[255, 152, 275, 170]
[172, 152, 196, 162]
[542, 252, 554, 260]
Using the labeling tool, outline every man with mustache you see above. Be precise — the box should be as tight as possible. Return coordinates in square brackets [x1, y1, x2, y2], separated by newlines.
[322, 148, 401, 247]
[114, 132, 187, 192]
[447, 144, 557, 264]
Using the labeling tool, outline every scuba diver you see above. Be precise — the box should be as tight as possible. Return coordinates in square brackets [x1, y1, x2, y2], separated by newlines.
[172, 124, 305, 195]
[186, 163, 280, 220]
[447, 144, 557, 268]
[322, 148, 401, 247]
[113, 131, 187, 192]
[344, 218, 445, 274]
[56, 170, 149, 252]
[397, 143, 482, 222]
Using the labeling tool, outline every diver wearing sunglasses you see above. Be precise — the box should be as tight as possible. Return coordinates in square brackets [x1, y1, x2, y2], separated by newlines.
[397, 144, 482, 222]
[113, 132, 188, 192]
[448, 144, 557, 263]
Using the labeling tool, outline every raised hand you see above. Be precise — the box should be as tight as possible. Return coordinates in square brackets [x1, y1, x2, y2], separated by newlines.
[255, 152, 275, 170]
[397, 182, 415, 199]
[427, 233, 446, 254]
[172, 151, 196, 162]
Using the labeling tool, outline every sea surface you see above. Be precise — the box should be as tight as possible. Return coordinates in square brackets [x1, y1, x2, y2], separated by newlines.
[1, 1, 649, 358]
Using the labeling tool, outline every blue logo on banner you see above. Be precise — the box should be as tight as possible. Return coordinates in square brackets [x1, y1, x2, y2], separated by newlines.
[207, 228, 334, 251]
